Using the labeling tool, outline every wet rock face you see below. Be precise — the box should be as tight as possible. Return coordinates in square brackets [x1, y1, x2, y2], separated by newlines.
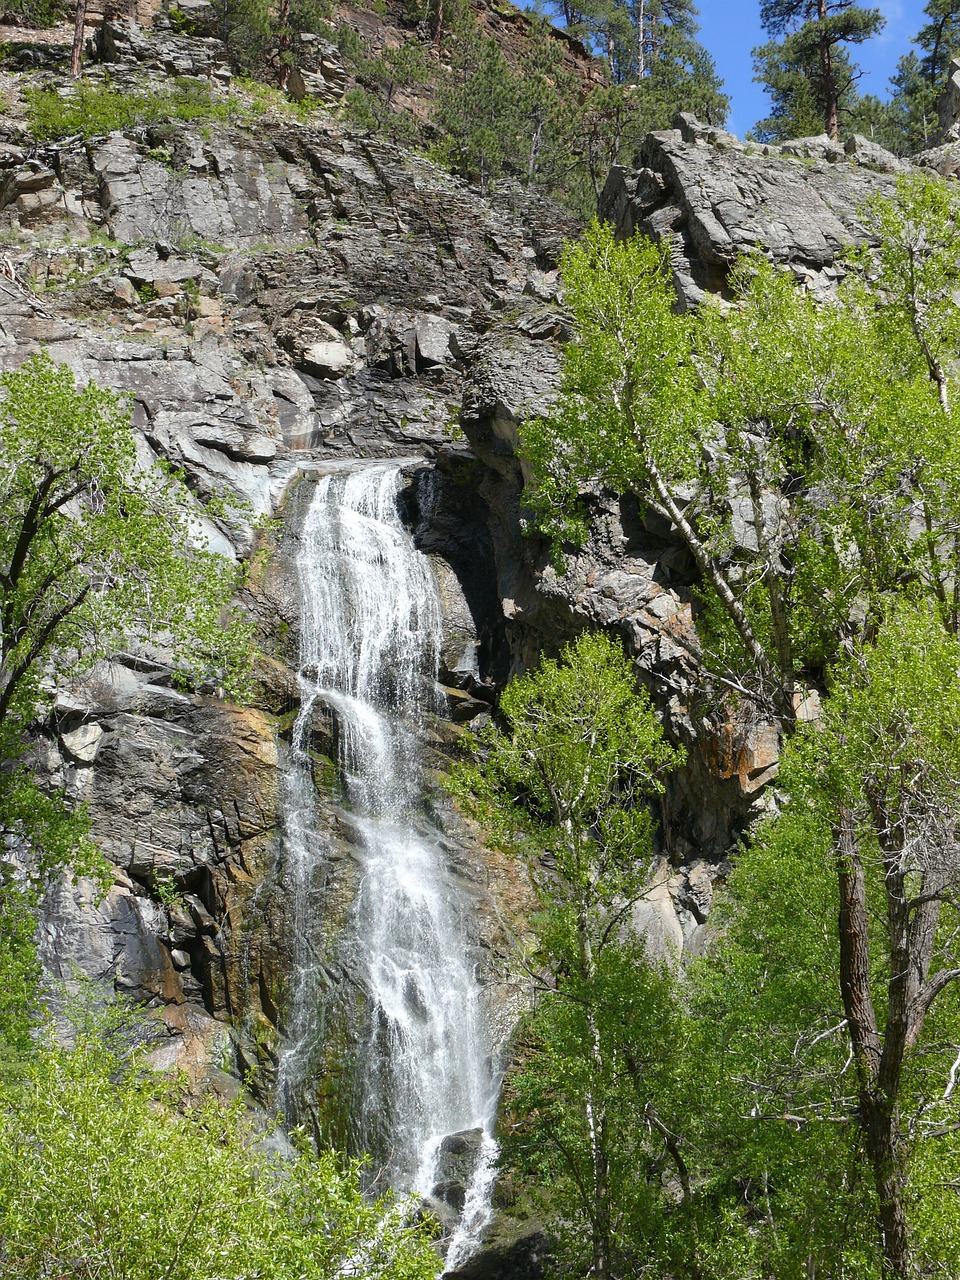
[444, 1224, 552, 1280]
[0, 92, 561, 1068]
[432, 1128, 486, 1214]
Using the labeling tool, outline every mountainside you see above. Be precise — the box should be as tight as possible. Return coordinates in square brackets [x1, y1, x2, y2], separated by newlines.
[3, 6, 958, 1274]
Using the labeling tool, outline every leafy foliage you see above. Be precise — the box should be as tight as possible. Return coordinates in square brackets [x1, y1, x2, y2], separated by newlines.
[24, 77, 240, 141]
[881, 1, 960, 155]
[451, 632, 684, 1279]
[505, 944, 695, 1278]
[2, 0, 65, 29]
[209, 0, 334, 84]
[428, 4, 726, 213]
[0, 353, 251, 1048]
[452, 630, 680, 908]
[0, 352, 250, 731]
[518, 173, 960, 1276]
[524, 179, 960, 716]
[0, 1024, 440, 1279]
[0, 774, 108, 1054]
[692, 601, 960, 1278]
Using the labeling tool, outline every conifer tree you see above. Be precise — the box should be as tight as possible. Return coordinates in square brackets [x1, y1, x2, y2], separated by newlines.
[885, 1, 960, 153]
[753, 0, 884, 140]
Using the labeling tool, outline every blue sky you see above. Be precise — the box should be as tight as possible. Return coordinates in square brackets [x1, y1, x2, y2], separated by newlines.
[695, 0, 919, 138]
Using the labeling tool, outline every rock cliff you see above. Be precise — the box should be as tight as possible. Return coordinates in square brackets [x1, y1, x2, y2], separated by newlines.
[0, 4, 931, 1219]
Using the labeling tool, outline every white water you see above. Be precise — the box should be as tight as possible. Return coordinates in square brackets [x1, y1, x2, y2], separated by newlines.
[277, 464, 498, 1264]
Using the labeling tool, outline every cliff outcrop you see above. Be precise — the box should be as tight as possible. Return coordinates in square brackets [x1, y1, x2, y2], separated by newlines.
[0, 6, 924, 1187]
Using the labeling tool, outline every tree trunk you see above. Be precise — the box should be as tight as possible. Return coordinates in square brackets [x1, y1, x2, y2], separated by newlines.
[817, 0, 839, 140]
[575, 897, 611, 1280]
[747, 467, 794, 711]
[276, 0, 291, 90]
[624, 390, 790, 720]
[835, 805, 914, 1279]
[861, 1093, 912, 1280]
[70, 0, 87, 77]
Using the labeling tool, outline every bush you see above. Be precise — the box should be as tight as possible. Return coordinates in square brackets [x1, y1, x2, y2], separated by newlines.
[3, 0, 65, 30]
[0, 1027, 440, 1280]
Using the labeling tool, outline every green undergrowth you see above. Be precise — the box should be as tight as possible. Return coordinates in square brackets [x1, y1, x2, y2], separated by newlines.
[25, 77, 236, 140]
[24, 74, 326, 143]
[3, 0, 65, 27]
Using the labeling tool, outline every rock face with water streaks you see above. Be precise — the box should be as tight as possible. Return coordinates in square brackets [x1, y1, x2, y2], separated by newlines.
[1, 48, 562, 1090]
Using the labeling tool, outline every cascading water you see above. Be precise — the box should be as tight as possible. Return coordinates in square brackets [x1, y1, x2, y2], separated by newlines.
[276, 463, 499, 1267]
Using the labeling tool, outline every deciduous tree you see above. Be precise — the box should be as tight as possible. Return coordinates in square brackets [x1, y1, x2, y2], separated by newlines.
[450, 631, 683, 1280]
[519, 171, 960, 1279]
[0, 352, 249, 1045]
[0, 1018, 440, 1278]
[0, 352, 247, 739]
[699, 603, 960, 1280]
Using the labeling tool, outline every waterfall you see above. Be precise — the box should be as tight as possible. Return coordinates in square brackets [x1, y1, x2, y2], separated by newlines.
[277, 463, 498, 1265]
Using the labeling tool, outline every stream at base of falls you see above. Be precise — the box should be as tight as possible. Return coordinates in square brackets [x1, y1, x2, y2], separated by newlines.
[274, 462, 499, 1269]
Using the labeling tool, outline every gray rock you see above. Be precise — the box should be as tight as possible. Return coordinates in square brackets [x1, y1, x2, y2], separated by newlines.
[939, 58, 960, 142]
[300, 339, 357, 377]
[444, 1223, 552, 1280]
[600, 122, 898, 305]
[415, 313, 456, 369]
[843, 134, 908, 174]
[59, 722, 104, 764]
[170, 0, 220, 37]
[433, 1128, 484, 1213]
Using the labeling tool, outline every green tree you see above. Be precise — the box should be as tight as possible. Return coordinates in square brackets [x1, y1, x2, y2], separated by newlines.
[0, 353, 249, 1046]
[0, 1021, 440, 1279]
[433, 21, 520, 191]
[751, 36, 854, 140]
[699, 602, 960, 1279]
[451, 631, 683, 1280]
[915, 0, 960, 97]
[519, 147, 960, 1280]
[0, 353, 247, 733]
[4, 0, 64, 29]
[883, 52, 940, 152]
[546, 0, 712, 89]
[863, 2, 960, 155]
[692, 771, 885, 1277]
[752, 0, 884, 140]
[505, 945, 696, 1278]
[523, 177, 960, 719]
[210, 0, 333, 86]
[339, 35, 430, 148]
[0, 778, 106, 1057]
[521, 221, 805, 721]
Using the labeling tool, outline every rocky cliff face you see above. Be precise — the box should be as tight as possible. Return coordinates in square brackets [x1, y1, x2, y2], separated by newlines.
[0, 8, 928, 1148]
[1, 30, 573, 1084]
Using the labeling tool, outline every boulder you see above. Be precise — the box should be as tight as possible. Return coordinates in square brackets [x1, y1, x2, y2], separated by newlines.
[300, 339, 357, 378]
[414, 312, 456, 369]
[433, 1128, 485, 1214]
[444, 1223, 552, 1280]
[599, 120, 898, 305]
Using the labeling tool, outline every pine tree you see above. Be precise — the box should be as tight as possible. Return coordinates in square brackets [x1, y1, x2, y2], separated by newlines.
[753, 0, 884, 141]
[885, 1, 960, 153]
